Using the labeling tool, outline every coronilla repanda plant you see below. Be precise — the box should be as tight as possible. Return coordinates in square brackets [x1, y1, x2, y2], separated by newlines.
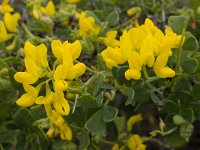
[101, 18, 184, 80]
[14, 40, 86, 141]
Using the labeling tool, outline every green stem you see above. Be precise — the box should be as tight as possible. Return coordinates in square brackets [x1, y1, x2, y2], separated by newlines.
[81, 74, 97, 89]
[91, 143, 101, 150]
[143, 66, 149, 80]
[175, 22, 187, 72]
[22, 23, 35, 39]
[99, 139, 115, 145]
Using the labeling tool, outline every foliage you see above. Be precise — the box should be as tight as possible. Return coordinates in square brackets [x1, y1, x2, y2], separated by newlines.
[1, 0, 200, 149]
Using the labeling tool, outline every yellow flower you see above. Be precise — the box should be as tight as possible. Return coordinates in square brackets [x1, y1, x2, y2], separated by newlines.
[51, 40, 82, 63]
[16, 84, 38, 107]
[0, 21, 12, 43]
[153, 53, 175, 78]
[36, 84, 55, 104]
[65, 63, 86, 80]
[32, 4, 42, 19]
[101, 30, 120, 47]
[60, 123, 72, 141]
[52, 39, 86, 82]
[101, 47, 126, 69]
[41, 1, 55, 17]
[52, 91, 70, 116]
[6, 37, 17, 51]
[112, 144, 119, 150]
[140, 35, 158, 67]
[0, 0, 14, 14]
[44, 104, 72, 141]
[127, 7, 141, 16]
[14, 42, 49, 84]
[128, 134, 146, 150]
[120, 30, 132, 60]
[14, 57, 39, 84]
[127, 114, 143, 132]
[125, 51, 142, 80]
[24, 41, 49, 68]
[78, 12, 100, 36]
[101, 18, 182, 80]
[54, 80, 68, 92]
[4, 12, 21, 32]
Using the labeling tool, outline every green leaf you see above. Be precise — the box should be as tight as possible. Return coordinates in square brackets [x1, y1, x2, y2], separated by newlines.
[114, 116, 125, 134]
[102, 105, 118, 122]
[37, 129, 48, 150]
[173, 76, 190, 93]
[182, 32, 199, 51]
[79, 132, 90, 150]
[176, 91, 193, 108]
[93, 75, 104, 96]
[173, 115, 186, 125]
[150, 92, 161, 104]
[191, 103, 200, 120]
[180, 108, 195, 123]
[163, 100, 179, 114]
[179, 123, 194, 142]
[112, 66, 129, 85]
[52, 140, 76, 150]
[0, 59, 7, 70]
[192, 84, 200, 100]
[0, 102, 12, 120]
[133, 87, 150, 106]
[81, 36, 94, 54]
[96, 92, 104, 107]
[0, 77, 11, 90]
[14, 108, 36, 130]
[85, 10, 101, 24]
[65, 107, 86, 128]
[168, 15, 188, 34]
[0, 129, 19, 143]
[105, 11, 119, 26]
[78, 94, 98, 108]
[181, 58, 198, 74]
[125, 88, 135, 105]
[85, 110, 105, 134]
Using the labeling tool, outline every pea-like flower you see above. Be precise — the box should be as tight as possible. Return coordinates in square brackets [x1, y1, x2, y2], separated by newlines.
[16, 84, 39, 107]
[14, 41, 49, 84]
[78, 12, 101, 36]
[0, 0, 14, 14]
[32, 1, 55, 19]
[0, 21, 12, 43]
[127, 114, 143, 132]
[100, 30, 120, 48]
[40, 1, 55, 17]
[14, 39, 86, 141]
[4, 12, 21, 32]
[128, 134, 146, 150]
[101, 18, 183, 80]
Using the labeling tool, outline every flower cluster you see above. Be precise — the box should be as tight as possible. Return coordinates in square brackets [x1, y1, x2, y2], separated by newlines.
[30, 0, 55, 19]
[0, 0, 20, 43]
[14, 40, 86, 141]
[101, 18, 183, 80]
[78, 12, 101, 37]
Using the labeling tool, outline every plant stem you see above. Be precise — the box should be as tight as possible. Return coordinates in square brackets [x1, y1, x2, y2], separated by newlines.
[22, 23, 35, 39]
[99, 139, 115, 145]
[175, 21, 187, 72]
[143, 66, 149, 80]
